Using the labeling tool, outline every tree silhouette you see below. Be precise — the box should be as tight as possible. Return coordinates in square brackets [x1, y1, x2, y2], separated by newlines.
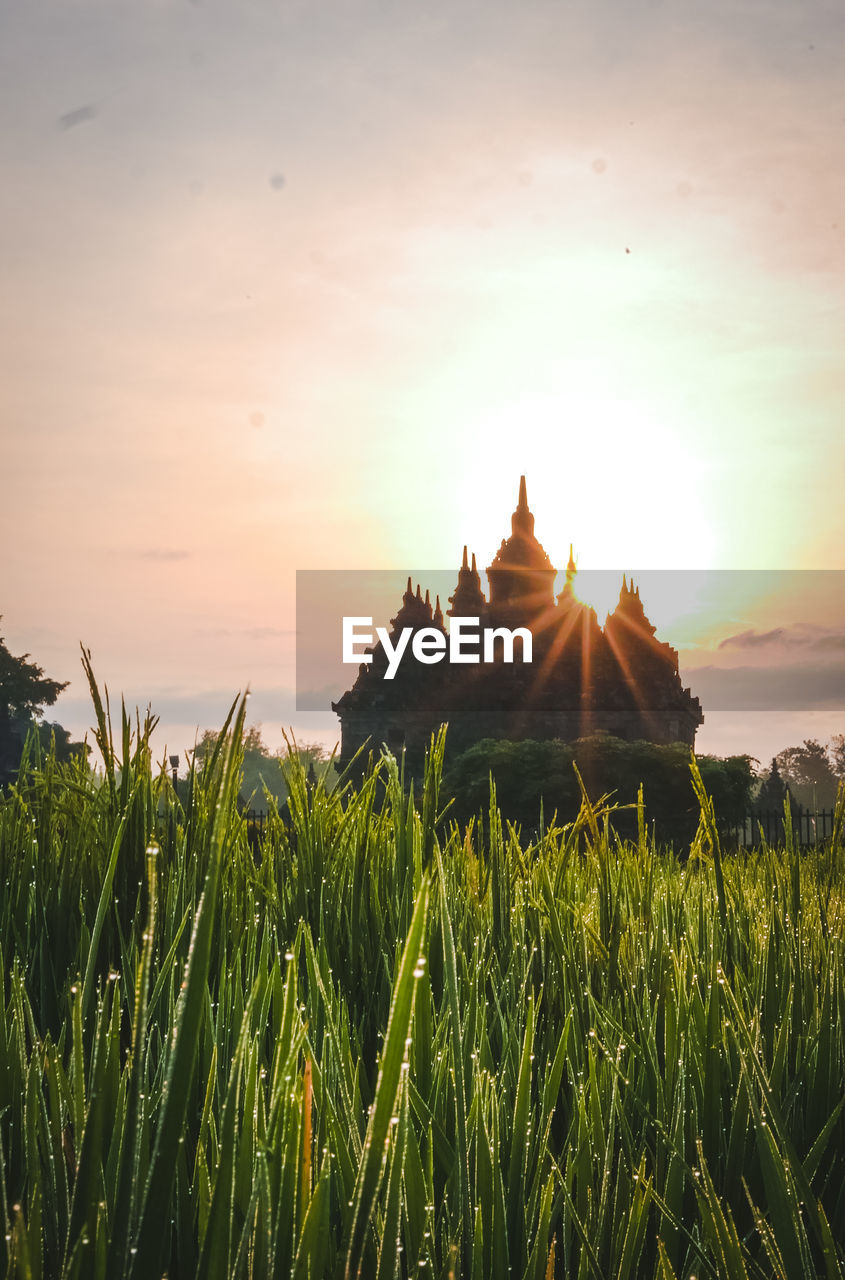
[830, 734, 845, 782]
[774, 738, 839, 808]
[193, 726, 336, 812]
[0, 620, 72, 784]
[0, 622, 67, 721]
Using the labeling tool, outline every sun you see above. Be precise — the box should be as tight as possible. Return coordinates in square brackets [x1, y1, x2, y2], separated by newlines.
[442, 386, 716, 585]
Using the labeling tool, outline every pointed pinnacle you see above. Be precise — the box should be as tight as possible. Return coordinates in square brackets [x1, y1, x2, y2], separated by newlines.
[462, 544, 468, 570]
[518, 474, 528, 510]
[471, 552, 477, 573]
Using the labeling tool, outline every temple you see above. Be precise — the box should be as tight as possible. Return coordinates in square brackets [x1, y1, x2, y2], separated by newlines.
[332, 478, 703, 772]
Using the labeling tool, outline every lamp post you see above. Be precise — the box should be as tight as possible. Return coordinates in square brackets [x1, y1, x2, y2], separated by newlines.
[169, 754, 179, 790]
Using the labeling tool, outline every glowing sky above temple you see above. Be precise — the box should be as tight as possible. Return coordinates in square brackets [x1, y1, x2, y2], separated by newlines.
[2, 0, 844, 764]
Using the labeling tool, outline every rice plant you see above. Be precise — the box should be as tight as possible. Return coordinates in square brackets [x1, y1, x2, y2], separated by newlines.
[1, 670, 845, 1278]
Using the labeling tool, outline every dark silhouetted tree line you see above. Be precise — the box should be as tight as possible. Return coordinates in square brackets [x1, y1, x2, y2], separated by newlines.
[442, 734, 757, 846]
[0, 621, 88, 786]
[192, 725, 337, 812]
[770, 737, 845, 809]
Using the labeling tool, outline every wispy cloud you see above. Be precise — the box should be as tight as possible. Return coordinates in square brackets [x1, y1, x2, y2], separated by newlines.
[192, 626, 295, 640]
[718, 624, 845, 653]
[686, 662, 845, 711]
[246, 626, 295, 640]
[57, 104, 98, 131]
[138, 549, 192, 562]
[54, 684, 301, 726]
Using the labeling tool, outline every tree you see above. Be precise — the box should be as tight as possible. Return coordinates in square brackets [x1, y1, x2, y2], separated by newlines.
[193, 725, 287, 810]
[1, 622, 85, 785]
[774, 738, 839, 809]
[829, 734, 845, 782]
[290, 740, 334, 771]
[192, 727, 337, 812]
[0, 622, 68, 721]
[442, 735, 756, 845]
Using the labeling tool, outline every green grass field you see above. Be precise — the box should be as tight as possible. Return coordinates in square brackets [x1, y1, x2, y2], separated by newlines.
[2, 679, 844, 1278]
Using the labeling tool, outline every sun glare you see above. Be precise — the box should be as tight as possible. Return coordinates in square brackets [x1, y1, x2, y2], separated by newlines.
[445, 386, 715, 577]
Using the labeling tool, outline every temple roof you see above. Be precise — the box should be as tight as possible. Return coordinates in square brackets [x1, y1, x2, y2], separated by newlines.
[447, 545, 486, 617]
[487, 476, 555, 575]
[389, 577, 439, 634]
[608, 576, 657, 638]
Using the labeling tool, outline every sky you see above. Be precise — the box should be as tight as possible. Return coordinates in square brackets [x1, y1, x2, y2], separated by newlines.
[2, 0, 844, 771]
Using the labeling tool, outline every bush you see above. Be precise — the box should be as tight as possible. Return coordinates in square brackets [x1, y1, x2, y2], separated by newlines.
[443, 734, 756, 845]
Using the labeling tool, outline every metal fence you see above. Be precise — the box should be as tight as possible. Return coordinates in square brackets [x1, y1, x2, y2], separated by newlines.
[243, 808, 271, 831]
[239, 807, 838, 848]
[162, 806, 839, 851]
[720, 807, 840, 849]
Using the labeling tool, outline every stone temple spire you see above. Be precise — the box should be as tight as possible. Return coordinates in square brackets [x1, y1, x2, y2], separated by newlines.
[558, 543, 578, 605]
[390, 578, 433, 633]
[609, 575, 657, 638]
[448, 545, 486, 617]
[487, 475, 556, 614]
[511, 474, 535, 538]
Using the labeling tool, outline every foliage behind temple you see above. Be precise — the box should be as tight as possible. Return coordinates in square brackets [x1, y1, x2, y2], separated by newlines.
[443, 733, 756, 842]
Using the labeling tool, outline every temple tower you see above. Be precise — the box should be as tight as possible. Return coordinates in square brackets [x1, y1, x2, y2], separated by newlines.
[486, 476, 557, 619]
[447, 546, 486, 617]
